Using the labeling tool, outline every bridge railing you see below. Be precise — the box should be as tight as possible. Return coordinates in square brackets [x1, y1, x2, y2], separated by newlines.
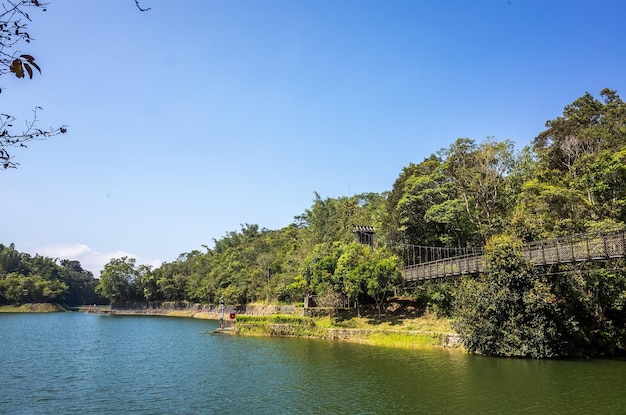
[401, 230, 626, 282]
[523, 230, 626, 265]
[402, 252, 483, 282]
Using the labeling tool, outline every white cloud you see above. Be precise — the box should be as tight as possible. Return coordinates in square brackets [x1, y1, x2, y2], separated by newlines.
[34, 243, 162, 276]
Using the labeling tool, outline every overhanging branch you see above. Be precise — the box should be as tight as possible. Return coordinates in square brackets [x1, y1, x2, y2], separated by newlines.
[134, 0, 150, 12]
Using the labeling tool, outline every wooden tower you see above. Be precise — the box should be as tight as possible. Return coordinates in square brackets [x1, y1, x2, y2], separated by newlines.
[353, 225, 376, 248]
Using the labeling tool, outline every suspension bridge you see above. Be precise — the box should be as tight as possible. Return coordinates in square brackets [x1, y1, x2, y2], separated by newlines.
[400, 230, 626, 283]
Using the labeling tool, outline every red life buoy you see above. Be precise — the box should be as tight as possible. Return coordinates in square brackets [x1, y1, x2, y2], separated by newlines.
[229, 313, 236, 319]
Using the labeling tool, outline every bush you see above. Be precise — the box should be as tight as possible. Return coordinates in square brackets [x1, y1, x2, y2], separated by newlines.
[453, 235, 566, 357]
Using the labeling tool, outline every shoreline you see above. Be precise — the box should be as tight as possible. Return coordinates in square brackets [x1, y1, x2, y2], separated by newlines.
[1, 303, 462, 351]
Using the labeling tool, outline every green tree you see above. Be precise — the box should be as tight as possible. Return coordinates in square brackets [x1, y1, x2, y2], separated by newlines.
[0, 244, 101, 305]
[453, 235, 565, 357]
[452, 235, 626, 357]
[57, 260, 103, 305]
[362, 248, 402, 318]
[335, 242, 370, 311]
[513, 89, 626, 239]
[534, 88, 626, 176]
[96, 257, 139, 303]
[412, 280, 456, 317]
[300, 241, 346, 297]
[0, 272, 30, 303]
[511, 177, 592, 238]
[384, 138, 515, 250]
[31, 274, 67, 302]
[0, 243, 25, 275]
[439, 138, 515, 244]
[384, 155, 452, 246]
[0, 272, 67, 304]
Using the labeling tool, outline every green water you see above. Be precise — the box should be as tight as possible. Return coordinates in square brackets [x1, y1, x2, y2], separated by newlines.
[1, 313, 625, 414]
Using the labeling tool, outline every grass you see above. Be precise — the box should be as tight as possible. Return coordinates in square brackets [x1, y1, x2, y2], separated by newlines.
[329, 313, 453, 333]
[236, 314, 312, 324]
[0, 303, 65, 313]
[232, 311, 459, 350]
[234, 314, 326, 337]
[349, 331, 446, 349]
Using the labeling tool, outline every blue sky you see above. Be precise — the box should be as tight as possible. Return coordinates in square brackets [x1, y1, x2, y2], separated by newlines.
[3, 0, 626, 275]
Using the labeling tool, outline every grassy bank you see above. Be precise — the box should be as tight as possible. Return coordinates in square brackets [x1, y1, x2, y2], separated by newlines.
[0, 303, 66, 313]
[233, 313, 460, 350]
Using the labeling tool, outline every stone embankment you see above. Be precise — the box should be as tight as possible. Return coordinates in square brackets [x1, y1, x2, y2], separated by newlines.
[105, 301, 301, 319]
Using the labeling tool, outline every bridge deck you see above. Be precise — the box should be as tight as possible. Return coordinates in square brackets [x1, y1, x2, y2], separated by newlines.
[402, 230, 626, 282]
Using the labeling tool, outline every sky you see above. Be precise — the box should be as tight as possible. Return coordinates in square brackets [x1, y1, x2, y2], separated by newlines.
[2, 0, 626, 276]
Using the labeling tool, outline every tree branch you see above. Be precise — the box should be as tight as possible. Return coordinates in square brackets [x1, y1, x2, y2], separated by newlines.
[0, 107, 67, 169]
[134, 0, 150, 12]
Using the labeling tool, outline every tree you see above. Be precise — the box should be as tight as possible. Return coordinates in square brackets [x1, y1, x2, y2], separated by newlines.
[511, 177, 592, 238]
[451, 234, 611, 358]
[58, 259, 103, 305]
[0, 244, 104, 305]
[1, 1, 67, 169]
[412, 280, 455, 317]
[384, 138, 515, 249]
[534, 89, 626, 176]
[1, 272, 30, 303]
[96, 257, 139, 303]
[0, 271, 67, 304]
[514, 89, 626, 239]
[453, 235, 564, 357]
[135, 263, 157, 302]
[439, 138, 515, 244]
[361, 248, 401, 318]
[299, 241, 346, 297]
[335, 242, 370, 311]
[0, 243, 25, 275]
[383, 156, 451, 246]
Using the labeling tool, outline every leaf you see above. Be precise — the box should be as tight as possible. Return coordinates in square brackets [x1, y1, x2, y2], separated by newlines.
[20, 54, 41, 73]
[10, 59, 24, 78]
[24, 63, 33, 79]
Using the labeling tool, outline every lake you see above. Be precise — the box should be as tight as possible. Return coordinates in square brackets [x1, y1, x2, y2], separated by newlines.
[1, 312, 625, 414]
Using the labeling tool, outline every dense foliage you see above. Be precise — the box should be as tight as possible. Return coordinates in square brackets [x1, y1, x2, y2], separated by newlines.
[453, 235, 626, 357]
[0, 243, 103, 305]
